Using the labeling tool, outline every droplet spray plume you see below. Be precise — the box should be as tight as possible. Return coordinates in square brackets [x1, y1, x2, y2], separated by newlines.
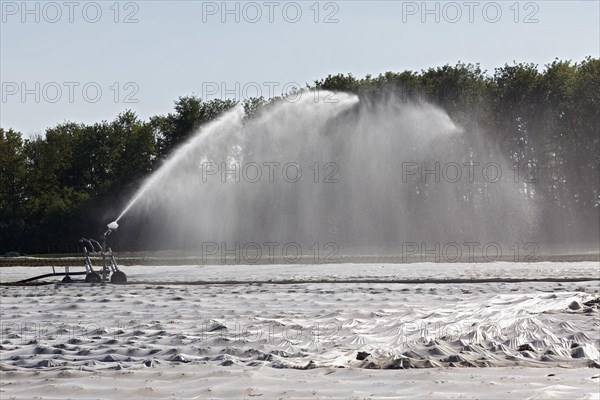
[111, 90, 536, 250]
[112, 104, 246, 225]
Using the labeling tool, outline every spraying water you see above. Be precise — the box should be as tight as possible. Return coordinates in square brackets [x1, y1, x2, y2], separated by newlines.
[114, 90, 536, 251]
[114, 105, 245, 224]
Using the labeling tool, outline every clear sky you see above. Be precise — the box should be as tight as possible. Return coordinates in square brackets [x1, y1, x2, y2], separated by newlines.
[1, 0, 599, 136]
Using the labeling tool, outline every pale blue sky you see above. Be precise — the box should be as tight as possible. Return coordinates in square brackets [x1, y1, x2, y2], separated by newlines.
[1, 0, 599, 135]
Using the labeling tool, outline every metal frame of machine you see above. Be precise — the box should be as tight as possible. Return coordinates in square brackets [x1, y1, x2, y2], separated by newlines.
[9, 223, 127, 285]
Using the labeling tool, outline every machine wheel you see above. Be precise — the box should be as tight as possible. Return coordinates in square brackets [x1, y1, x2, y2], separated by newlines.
[85, 272, 101, 283]
[62, 275, 73, 283]
[110, 270, 127, 284]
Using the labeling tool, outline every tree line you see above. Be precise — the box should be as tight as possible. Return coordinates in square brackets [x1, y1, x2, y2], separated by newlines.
[1, 58, 598, 254]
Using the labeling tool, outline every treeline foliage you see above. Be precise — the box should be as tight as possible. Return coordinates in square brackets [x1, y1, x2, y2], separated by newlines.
[1, 58, 598, 253]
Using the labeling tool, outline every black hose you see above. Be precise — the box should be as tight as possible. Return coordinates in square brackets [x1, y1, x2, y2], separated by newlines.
[8, 271, 88, 284]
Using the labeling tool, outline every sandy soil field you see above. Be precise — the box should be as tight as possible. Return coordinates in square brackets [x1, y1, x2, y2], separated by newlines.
[1, 262, 599, 399]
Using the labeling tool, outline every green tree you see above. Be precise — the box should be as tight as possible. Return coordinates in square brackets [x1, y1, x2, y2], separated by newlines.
[0, 128, 27, 252]
[153, 96, 236, 158]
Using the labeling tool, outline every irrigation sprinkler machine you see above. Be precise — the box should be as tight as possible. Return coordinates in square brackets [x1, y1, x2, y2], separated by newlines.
[75, 220, 127, 284]
[18, 221, 128, 285]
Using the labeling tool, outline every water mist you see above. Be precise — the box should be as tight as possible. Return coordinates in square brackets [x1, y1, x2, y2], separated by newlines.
[115, 90, 537, 253]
